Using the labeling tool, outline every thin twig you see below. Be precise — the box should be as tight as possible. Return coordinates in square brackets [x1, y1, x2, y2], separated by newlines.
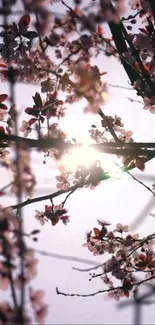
[56, 275, 155, 298]
[34, 249, 99, 266]
[108, 83, 133, 90]
[121, 10, 142, 22]
[62, 188, 77, 205]
[127, 97, 143, 104]
[0, 182, 13, 193]
[115, 162, 155, 197]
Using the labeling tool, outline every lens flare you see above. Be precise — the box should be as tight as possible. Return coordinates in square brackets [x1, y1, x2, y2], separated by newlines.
[61, 146, 124, 179]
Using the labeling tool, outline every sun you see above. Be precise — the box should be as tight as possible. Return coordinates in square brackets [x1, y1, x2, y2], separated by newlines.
[62, 147, 99, 171]
[61, 146, 124, 179]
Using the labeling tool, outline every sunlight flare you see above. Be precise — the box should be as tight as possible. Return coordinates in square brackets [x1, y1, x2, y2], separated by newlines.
[61, 146, 124, 179]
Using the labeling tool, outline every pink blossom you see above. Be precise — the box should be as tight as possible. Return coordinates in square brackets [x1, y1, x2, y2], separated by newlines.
[25, 250, 38, 277]
[29, 286, 45, 307]
[35, 210, 46, 225]
[35, 303, 48, 325]
[115, 223, 129, 233]
[108, 289, 124, 300]
[19, 120, 31, 137]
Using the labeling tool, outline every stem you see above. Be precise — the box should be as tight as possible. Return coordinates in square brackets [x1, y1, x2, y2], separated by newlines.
[56, 275, 155, 298]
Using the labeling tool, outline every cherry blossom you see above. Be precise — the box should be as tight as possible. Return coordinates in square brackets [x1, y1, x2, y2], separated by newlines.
[19, 120, 31, 137]
[2, 0, 155, 322]
[34, 203, 70, 226]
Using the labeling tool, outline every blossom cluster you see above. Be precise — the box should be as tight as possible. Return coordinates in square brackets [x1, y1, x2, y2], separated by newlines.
[83, 220, 155, 300]
[55, 159, 105, 191]
[0, 0, 155, 322]
[89, 115, 133, 143]
[35, 203, 70, 226]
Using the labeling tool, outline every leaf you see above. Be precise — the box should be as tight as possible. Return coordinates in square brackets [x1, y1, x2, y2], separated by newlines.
[25, 107, 33, 115]
[45, 205, 52, 212]
[100, 71, 107, 76]
[146, 21, 154, 34]
[135, 62, 141, 71]
[30, 229, 40, 235]
[139, 9, 147, 18]
[33, 92, 42, 108]
[135, 157, 145, 171]
[0, 94, 8, 103]
[57, 100, 63, 105]
[139, 28, 148, 35]
[48, 91, 57, 101]
[0, 70, 8, 78]
[19, 14, 31, 26]
[74, 6, 80, 15]
[124, 291, 129, 298]
[86, 64, 91, 71]
[0, 63, 7, 67]
[93, 227, 100, 237]
[29, 118, 38, 125]
[24, 31, 38, 39]
[0, 103, 7, 110]
[97, 25, 103, 36]
[0, 126, 5, 134]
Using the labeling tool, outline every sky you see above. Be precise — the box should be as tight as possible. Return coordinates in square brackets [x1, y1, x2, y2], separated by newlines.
[1, 0, 155, 324]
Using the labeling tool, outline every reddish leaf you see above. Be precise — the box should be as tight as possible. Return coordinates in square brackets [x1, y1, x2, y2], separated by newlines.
[19, 14, 31, 26]
[33, 92, 42, 108]
[123, 279, 133, 291]
[86, 64, 91, 71]
[51, 218, 59, 226]
[93, 227, 100, 237]
[135, 62, 141, 71]
[124, 291, 129, 298]
[0, 70, 8, 78]
[48, 91, 57, 101]
[26, 108, 39, 118]
[0, 126, 5, 134]
[146, 20, 154, 34]
[74, 6, 80, 15]
[25, 107, 33, 115]
[29, 118, 38, 126]
[139, 254, 146, 260]
[135, 157, 145, 171]
[31, 229, 40, 235]
[57, 100, 63, 105]
[0, 103, 7, 110]
[0, 94, 8, 103]
[150, 259, 155, 266]
[139, 9, 147, 18]
[97, 25, 103, 36]
[0, 63, 7, 67]
[139, 28, 148, 35]
[0, 191, 5, 196]
[100, 71, 107, 76]
[45, 205, 52, 212]
[134, 62, 149, 72]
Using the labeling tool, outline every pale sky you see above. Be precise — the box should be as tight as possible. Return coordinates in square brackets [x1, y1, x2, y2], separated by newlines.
[1, 1, 155, 324]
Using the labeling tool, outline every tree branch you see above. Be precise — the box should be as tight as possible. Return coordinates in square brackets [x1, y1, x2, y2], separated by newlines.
[56, 275, 155, 298]
[34, 248, 99, 266]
